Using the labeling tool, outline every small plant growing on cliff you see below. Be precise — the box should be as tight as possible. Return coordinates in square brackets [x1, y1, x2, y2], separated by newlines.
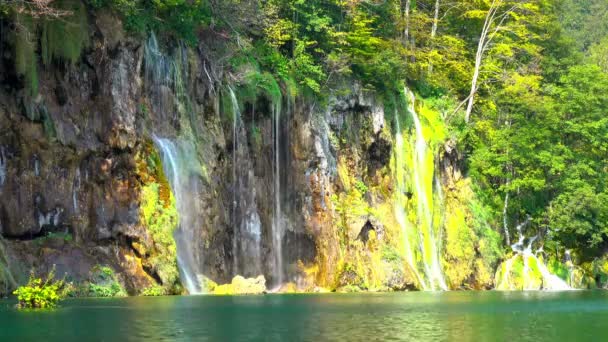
[86, 265, 127, 298]
[354, 180, 368, 195]
[13, 268, 66, 309]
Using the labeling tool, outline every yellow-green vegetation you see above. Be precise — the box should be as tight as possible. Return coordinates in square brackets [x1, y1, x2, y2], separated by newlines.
[141, 285, 166, 296]
[324, 110, 414, 292]
[213, 276, 266, 295]
[441, 180, 503, 289]
[140, 183, 179, 286]
[136, 142, 180, 292]
[14, 268, 66, 309]
[494, 255, 542, 291]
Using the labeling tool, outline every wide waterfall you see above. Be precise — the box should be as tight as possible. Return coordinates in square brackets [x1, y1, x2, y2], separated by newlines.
[394, 88, 447, 291]
[153, 137, 204, 294]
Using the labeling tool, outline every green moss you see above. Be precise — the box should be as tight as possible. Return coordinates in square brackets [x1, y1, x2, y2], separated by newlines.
[13, 13, 38, 96]
[12, 1, 89, 96]
[85, 265, 127, 298]
[140, 182, 179, 287]
[40, 0, 89, 66]
[34, 232, 73, 246]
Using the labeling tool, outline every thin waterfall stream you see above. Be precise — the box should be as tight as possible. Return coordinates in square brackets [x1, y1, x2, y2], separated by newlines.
[394, 88, 447, 291]
[228, 87, 263, 278]
[153, 137, 204, 294]
[272, 100, 284, 287]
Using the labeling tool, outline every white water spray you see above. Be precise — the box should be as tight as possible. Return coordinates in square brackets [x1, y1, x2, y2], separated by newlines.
[227, 87, 263, 277]
[73, 168, 81, 214]
[153, 137, 204, 294]
[407, 89, 447, 291]
[272, 100, 284, 286]
[393, 88, 447, 291]
[497, 219, 571, 291]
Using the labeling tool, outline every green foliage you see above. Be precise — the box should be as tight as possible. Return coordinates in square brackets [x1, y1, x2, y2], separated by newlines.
[35, 232, 73, 246]
[354, 180, 368, 195]
[14, 268, 66, 309]
[86, 265, 127, 298]
[381, 245, 402, 263]
[89, 0, 211, 44]
[141, 285, 166, 296]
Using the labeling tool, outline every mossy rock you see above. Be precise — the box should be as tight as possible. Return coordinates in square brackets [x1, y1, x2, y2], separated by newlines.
[213, 275, 266, 295]
[495, 255, 543, 291]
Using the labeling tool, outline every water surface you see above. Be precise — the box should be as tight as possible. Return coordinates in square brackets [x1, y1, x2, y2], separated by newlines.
[1, 291, 606, 341]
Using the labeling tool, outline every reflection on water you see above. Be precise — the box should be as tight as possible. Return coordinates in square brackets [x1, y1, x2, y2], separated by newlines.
[1, 291, 607, 341]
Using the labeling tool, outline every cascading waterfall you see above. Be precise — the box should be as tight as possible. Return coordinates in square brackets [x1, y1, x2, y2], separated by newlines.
[393, 110, 428, 290]
[496, 221, 571, 291]
[144, 33, 207, 293]
[153, 137, 204, 294]
[393, 88, 447, 291]
[407, 89, 447, 291]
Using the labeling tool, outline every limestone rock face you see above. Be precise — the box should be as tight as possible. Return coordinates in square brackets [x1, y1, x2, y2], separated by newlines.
[0, 11, 489, 295]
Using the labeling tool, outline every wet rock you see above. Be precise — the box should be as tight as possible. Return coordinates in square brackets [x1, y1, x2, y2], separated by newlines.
[214, 275, 267, 295]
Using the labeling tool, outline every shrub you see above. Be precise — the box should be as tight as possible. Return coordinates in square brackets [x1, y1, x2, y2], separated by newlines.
[86, 265, 127, 298]
[141, 285, 166, 296]
[14, 268, 66, 309]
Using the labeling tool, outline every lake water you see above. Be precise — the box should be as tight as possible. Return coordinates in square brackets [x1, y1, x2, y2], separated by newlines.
[1, 291, 607, 341]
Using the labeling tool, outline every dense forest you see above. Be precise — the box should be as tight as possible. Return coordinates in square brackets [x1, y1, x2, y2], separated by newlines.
[0, 0, 607, 297]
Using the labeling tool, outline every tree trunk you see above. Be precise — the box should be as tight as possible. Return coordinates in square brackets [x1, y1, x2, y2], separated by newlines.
[428, 0, 440, 74]
[465, 0, 503, 123]
[404, 0, 411, 45]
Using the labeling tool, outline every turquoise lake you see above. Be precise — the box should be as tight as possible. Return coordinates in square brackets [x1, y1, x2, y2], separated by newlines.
[1, 291, 607, 341]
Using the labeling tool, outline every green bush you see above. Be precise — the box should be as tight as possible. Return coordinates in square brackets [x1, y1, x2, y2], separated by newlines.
[13, 268, 66, 309]
[86, 266, 127, 298]
[141, 285, 166, 296]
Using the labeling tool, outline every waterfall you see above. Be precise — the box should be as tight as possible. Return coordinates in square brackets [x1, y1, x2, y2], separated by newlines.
[227, 87, 263, 278]
[272, 100, 284, 286]
[72, 168, 81, 214]
[407, 89, 447, 291]
[153, 137, 203, 294]
[0, 147, 6, 188]
[497, 221, 572, 291]
[393, 110, 428, 290]
[393, 88, 447, 291]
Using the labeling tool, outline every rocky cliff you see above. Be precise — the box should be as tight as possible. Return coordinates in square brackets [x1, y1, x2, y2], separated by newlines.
[0, 8, 501, 295]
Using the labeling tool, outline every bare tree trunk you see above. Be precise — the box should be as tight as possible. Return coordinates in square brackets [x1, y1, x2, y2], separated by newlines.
[428, 0, 440, 74]
[465, 0, 497, 123]
[403, 0, 411, 45]
[465, 0, 515, 123]
[431, 0, 440, 39]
